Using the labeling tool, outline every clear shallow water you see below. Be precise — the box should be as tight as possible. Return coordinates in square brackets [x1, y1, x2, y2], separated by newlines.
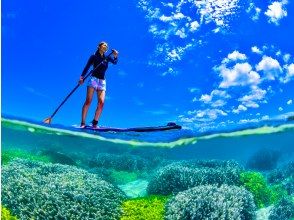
[1, 116, 294, 219]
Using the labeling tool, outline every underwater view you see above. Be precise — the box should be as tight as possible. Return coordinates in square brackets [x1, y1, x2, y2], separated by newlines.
[2, 0, 294, 219]
[1, 116, 294, 219]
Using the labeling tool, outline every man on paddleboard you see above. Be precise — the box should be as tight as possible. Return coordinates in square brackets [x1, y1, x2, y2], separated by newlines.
[79, 42, 118, 128]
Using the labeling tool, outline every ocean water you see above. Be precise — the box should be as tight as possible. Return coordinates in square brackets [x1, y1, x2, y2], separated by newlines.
[1, 116, 294, 219]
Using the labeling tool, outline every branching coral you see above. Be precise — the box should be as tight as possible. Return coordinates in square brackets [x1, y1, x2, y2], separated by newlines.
[89, 153, 151, 172]
[2, 159, 126, 219]
[165, 184, 256, 220]
[1, 206, 18, 220]
[147, 159, 242, 195]
[120, 195, 169, 220]
[269, 197, 294, 220]
[240, 171, 287, 208]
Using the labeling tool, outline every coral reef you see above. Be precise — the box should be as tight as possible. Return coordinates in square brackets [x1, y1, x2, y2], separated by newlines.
[246, 148, 281, 171]
[165, 184, 256, 220]
[268, 197, 294, 220]
[120, 195, 169, 220]
[147, 159, 242, 195]
[240, 172, 287, 208]
[1, 159, 126, 219]
[1, 206, 18, 220]
[89, 153, 151, 172]
[267, 162, 294, 195]
[1, 149, 52, 165]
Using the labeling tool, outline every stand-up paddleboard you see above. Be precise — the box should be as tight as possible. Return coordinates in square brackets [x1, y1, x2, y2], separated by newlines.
[78, 122, 182, 132]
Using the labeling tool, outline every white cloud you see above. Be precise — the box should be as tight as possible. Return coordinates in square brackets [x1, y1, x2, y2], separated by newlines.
[167, 49, 181, 61]
[227, 50, 247, 61]
[189, 87, 200, 93]
[282, 63, 294, 83]
[162, 67, 178, 76]
[262, 115, 270, 120]
[238, 118, 259, 124]
[175, 28, 187, 38]
[194, 109, 228, 121]
[265, 1, 288, 25]
[283, 54, 291, 63]
[190, 21, 200, 32]
[222, 50, 247, 63]
[198, 89, 230, 107]
[278, 107, 283, 111]
[138, 0, 243, 67]
[232, 105, 248, 114]
[195, 0, 240, 28]
[246, 3, 261, 21]
[218, 62, 261, 88]
[238, 87, 267, 108]
[287, 99, 293, 105]
[256, 56, 282, 81]
[251, 46, 262, 54]
[159, 12, 185, 22]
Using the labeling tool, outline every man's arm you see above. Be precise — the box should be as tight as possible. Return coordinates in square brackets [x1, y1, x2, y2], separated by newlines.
[79, 55, 94, 84]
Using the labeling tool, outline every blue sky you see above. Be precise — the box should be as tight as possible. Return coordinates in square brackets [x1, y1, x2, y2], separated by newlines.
[2, 0, 294, 131]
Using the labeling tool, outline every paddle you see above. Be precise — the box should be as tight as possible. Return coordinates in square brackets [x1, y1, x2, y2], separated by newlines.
[43, 51, 114, 124]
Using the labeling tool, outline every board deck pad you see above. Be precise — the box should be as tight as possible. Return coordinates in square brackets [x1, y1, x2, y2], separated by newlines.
[80, 122, 182, 132]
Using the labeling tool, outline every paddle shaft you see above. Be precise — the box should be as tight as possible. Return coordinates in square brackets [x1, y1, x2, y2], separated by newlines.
[48, 51, 114, 119]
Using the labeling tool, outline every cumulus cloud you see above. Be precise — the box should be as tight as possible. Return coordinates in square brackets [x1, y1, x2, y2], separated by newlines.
[188, 108, 228, 121]
[159, 12, 185, 22]
[222, 50, 247, 63]
[251, 46, 262, 54]
[282, 63, 294, 83]
[189, 21, 200, 32]
[256, 56, 282, 81]
[175, 28, 187, 38]
[198, 89, 230, 107]
[232, 105, 248, 114]
[217, 62, 261, 88]
[265, 1, 288, 25]
[238, 87, 267, 108]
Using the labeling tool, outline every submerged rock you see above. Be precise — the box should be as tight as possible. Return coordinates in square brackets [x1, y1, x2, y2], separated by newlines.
[118, 179, 149, 198]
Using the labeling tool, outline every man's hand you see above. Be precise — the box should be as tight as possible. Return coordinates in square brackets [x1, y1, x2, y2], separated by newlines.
[78, 76, 84, 85]
[112, 49, 119, 58]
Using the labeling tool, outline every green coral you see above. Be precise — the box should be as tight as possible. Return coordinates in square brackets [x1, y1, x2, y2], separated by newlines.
[1, 149, 52, 165]
[1, 206, 18, 220]
[240, 171, 287, 208]
[110, 170, 138, 184]
[269, 184, 288, 204]
[120, 195, 169, 220]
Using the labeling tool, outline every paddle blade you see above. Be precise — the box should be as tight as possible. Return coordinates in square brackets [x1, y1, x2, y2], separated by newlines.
[43, 117, 52, 124]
